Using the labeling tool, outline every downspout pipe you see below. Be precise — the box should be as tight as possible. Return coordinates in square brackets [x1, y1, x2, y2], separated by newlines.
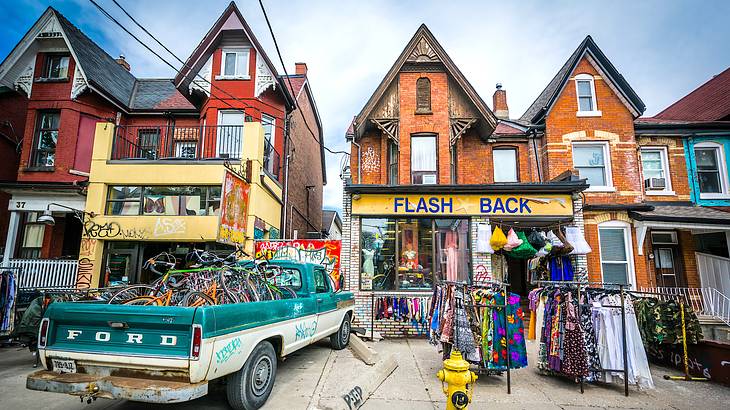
[350, 139, 361, 184]
[281, 113, 292, 238]
[530, 128, 543, 182]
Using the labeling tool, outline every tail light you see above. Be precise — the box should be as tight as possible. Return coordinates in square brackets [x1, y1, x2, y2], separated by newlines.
[190, 325, 202, 360]
[38, 318, 50, 349]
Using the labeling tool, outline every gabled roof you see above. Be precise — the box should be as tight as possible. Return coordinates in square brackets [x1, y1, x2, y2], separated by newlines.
[520, 35, 645, 124]
[0, 7, 194, 113]
[283, 73, 326, 184]
[53, 9, 136, 108]
[352, 24, 497, 138]
[653, 67, 730, 121]
[321, 210, 341, 234]
[493, 120, 528, 136]
[174, 1, 294, 109]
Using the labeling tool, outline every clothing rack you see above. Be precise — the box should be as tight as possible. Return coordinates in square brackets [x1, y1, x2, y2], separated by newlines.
[533, 280, 630, 396]
[440, 279, 513, 394]
[369, 291, 432, 340]
[628, 290, 709, 383]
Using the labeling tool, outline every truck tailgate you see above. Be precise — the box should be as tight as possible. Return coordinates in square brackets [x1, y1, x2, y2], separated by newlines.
[45, 302, 196, 360]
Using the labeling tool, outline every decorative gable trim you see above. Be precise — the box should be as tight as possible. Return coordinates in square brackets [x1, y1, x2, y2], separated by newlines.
[254, 52, 276, 97]
[70, 65, 87, 99]
[407, 38, 439, 63]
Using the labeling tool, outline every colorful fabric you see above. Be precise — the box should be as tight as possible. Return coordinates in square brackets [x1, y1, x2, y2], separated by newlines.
[491, 292, 528, 369]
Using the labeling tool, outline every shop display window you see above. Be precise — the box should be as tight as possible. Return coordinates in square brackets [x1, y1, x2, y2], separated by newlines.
[360, 217, 470, 291]
[106, 186, 221, 216]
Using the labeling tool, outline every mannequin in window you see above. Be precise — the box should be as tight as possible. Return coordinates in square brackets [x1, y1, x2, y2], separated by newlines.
[362, 249, 375, 275]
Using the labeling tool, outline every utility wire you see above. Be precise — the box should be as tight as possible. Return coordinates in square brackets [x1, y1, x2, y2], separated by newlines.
[92, 0, 348, 157]
[256, 0, 349, 156]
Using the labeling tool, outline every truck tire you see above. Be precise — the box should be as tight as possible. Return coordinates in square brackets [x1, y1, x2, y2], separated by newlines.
[227, 341, 277, 410]
[330, 314, 351, 350]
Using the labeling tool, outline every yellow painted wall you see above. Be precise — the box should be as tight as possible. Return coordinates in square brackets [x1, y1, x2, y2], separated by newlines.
[79, 122, 283, 288]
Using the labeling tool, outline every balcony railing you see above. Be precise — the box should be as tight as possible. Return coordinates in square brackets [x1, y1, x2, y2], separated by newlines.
[640, 286, 730, 327]
[7, 259, 78, 289]
[112, 125, 245, 161]
[112, 125, 281, 180]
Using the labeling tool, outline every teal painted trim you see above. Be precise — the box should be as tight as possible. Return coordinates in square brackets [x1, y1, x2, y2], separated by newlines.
[686, 136, 730, 207]
[684, 138, 697, 204]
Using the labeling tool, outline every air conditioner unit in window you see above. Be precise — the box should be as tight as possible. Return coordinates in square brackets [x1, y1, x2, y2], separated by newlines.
[644, 177, 666, 190]
[422, 174, 437, 184]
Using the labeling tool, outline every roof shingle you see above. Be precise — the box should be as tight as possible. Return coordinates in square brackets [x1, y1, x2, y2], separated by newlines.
[653, 67, 730, 121]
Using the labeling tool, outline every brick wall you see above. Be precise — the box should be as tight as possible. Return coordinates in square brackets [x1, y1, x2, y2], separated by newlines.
[284, 82, 324, 238]
[543, 57, 642, 206]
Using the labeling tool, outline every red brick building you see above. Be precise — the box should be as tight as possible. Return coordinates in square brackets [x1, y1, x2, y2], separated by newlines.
[0, 4, 325, 285]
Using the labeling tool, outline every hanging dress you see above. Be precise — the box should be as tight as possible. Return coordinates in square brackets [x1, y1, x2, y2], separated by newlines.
[560, 293, 589, 377]
[445, 230, 459, 282]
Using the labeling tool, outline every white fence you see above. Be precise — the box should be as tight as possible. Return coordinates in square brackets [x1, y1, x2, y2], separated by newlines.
[640, 286, 730, 327]
[6, 259, 78, 289]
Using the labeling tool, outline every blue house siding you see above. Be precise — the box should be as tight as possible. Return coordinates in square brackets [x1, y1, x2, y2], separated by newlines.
[684, 136, 730, 206]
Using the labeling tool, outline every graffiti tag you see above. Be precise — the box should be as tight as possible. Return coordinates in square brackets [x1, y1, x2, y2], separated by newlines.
[83, 221, 147, 239]
[215, 337, 242, 364]
[76, 257, 93, 289]
[343, 386, 364, 410]
[79, 238, 96, 257]
[361, 146, 380, 173]
[295, 320, 318, 341]
[474, 264, 491, 283]
[153, 218, 186, 237]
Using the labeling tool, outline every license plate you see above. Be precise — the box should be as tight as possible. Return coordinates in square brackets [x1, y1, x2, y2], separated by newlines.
[51, 359, 76, 374]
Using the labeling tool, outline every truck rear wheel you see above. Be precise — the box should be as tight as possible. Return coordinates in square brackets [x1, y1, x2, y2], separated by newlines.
[227, 341, 277, 410]
[330, 313, 351, 350]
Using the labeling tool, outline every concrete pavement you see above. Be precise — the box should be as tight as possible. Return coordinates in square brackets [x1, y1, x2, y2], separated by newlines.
[1, 338, 729, 409]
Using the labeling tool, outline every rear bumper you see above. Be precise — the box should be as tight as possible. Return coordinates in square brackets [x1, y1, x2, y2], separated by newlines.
[26, 370, 208, 403]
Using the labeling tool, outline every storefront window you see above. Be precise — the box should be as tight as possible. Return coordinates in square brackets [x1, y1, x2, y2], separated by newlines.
[361, 217, 470, 291]
[361, 218, 396, 291]
[106, 186, 221, 216]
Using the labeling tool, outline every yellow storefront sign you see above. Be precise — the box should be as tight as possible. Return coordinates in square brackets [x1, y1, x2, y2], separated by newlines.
[351, 194, 573, 216]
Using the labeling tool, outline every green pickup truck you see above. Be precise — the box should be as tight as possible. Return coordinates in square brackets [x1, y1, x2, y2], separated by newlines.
[26, 261, 354, 410]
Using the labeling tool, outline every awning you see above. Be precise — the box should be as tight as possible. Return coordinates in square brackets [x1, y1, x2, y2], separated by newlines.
[630, 205, 730, 255]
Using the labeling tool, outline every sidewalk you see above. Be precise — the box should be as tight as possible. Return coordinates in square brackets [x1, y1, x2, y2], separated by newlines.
[1, 339, 728, 409]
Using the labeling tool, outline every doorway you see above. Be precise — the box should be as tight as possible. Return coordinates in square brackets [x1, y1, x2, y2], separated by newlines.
[651, 231, 684, 287]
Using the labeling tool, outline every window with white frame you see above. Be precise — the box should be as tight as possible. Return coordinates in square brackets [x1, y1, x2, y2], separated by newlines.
[411, 134, 437, 184]
[598, 221, 635, 287]
[640, 147, 672, 193]
[220, 49, 250, 78]
[572, 142, 612, 190]
[493, 148, 518, 182]
[575, 74, 600, 116]
[694, 142, 729, 198]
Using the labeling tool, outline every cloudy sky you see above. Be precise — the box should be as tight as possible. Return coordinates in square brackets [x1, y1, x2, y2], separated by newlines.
[2, 0, 729, 213]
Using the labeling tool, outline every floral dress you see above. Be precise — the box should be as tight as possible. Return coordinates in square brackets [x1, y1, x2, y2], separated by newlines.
[491, 292, 528, 369]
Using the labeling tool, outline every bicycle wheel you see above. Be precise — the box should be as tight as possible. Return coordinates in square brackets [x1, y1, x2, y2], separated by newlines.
[123, 296, 159, 306]
[182, 291, 216, 307]
[277, 286, 297, 299]
[108, 285, 156, 304]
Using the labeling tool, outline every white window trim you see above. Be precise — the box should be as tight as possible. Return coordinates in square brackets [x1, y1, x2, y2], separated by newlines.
[262, 114, 275, 146]
[572, 141, 614, 191]
[216, 48, 251, 80]
[695, 141, 730, 199]
[650, 230, 678, 245]
[641, 146, 675, 196]
[493, 148, 518, 183]
[598, 220, 636, 289]
[574, 74, 602, 117]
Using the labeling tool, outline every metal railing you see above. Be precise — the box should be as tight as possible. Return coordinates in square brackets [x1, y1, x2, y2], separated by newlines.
[111, 125, 281, 181]
[7, 259, 78, 289]
[112, 125, 245, 160]
[640, 286, 730, 326]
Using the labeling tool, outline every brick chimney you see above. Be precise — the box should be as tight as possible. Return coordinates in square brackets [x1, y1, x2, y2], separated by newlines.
[492, 83, 509, 119]
[295, 62, 308, 76]
[116, 54, 130, 71]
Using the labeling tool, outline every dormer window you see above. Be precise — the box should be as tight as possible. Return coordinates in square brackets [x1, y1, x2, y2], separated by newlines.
[43, 54, 69, 79]
[218, 48, 250, 79]
[575, 74, 601, 117]
[416, 77, 431, 114]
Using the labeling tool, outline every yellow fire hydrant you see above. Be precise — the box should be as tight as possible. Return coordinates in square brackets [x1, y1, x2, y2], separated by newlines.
[437, 349, 477, 410]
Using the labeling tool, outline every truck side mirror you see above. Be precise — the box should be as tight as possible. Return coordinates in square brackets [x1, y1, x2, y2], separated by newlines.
[338, 274, 345, 292]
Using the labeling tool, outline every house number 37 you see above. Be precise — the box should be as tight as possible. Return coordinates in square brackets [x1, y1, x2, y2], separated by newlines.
[15, 201, 26, 209]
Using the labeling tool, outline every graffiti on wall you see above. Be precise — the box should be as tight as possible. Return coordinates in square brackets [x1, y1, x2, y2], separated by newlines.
[361, 146, 380, 173]
[79, 238, 97, 257]
[83, 221, 148, 240]
[152, 218, 186, 237]
[255, 240, 342, 289]
[76, 257, 93, 289]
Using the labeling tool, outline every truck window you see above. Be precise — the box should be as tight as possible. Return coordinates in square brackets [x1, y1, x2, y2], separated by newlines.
[272, 268, 302, 290]
[314, 269, 329, 293]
